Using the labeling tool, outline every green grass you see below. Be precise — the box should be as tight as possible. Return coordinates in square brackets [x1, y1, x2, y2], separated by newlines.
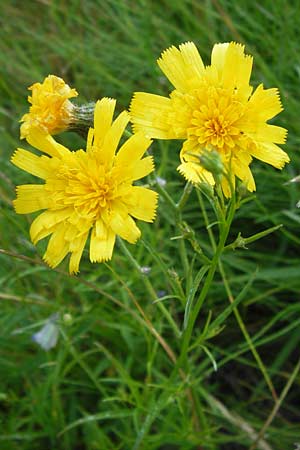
[1, 1, 300, 449]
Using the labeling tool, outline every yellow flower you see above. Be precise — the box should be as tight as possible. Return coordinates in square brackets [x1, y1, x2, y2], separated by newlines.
[130, 42, 289, 196]
[12, 98, 158, 274]
[20, 75, 78, 139]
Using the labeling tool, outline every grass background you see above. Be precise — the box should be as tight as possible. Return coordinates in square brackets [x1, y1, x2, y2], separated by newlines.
[1, 0, 300, 449]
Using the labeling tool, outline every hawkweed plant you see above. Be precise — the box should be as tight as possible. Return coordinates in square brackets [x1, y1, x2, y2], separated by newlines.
[9, 41, 293, 449]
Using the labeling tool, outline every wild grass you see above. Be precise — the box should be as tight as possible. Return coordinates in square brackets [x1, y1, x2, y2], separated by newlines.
[0, 1, 300, 449]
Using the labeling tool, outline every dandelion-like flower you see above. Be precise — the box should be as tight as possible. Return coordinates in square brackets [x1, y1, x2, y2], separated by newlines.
[20, 75, 78, 139]
[12, 98, 158, 274]
[130, 42, 289, 195]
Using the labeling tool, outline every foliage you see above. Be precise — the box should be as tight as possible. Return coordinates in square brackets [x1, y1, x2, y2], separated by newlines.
[0, 1, 300, 449]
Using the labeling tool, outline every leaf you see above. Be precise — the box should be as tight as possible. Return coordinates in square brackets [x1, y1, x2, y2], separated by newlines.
[58, 411, 133, 436]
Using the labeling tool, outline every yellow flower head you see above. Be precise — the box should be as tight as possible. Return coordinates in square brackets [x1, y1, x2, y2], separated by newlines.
[130, 42, 289, 196]
[20, 75, 78, 139]
[12, 98, 158, 274]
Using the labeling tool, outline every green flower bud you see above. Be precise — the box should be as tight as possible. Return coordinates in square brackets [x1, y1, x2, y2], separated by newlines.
[199, 149, 224, 176]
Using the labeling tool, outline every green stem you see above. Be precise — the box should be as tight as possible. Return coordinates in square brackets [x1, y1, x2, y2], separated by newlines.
[179, 238, 189, 284]
[179, 196, 236, 368]
[155, 181, 177, 211]
[196, 190, 216, 252]
[224, 224, 283, 252]
[176, 182, 193, 211]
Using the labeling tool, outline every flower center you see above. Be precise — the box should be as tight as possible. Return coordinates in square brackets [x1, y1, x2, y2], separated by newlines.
[48, 153, 118, 220]
[69, 174, 116, 218]
[188, 87, 244, 154]
[206, 117, 227, 137]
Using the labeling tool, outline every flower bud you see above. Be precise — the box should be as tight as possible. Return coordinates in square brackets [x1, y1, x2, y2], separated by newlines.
[20, 75, 79, 139]
[63, 313, 73, 326]
[199, 149, 224, 177]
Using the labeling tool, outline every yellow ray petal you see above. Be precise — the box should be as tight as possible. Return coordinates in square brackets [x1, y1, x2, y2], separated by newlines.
[247, 84, 283, 121]
[128, 156, 154, 180]
[116, 131, 152, 165]
[125, 186, 158, 222]
[130, 93, 174, 139]
[242, 123, 287, 144]
[27, 128, 70, 158]
[14, 185, 50, 213]
[30, 219, 55, 244]
[11, 148, 53, 179]
[64, 224, 82, 243]
[86, 127, 94, 153]
[261, 124, 287, 144]
[221, 175, 235, 198]
[69, 231, 89, 274]
[43, 224, 70, 269]
[68, 214, 91, 236]
[89, 224, 116, 263]
[157, 42, 204, 92]
[232, 160, 256, 192]
[100, 110, 130, 163]
[250, 142, 290, 169]
[221, 42, 253, 93]
[177, 161, 215, 185]
[179, 42, 205, 74]
[94, 217, 107, 237]
[110, 210, 141, 243]
[93, 98, 116, 147]
[116, 156, 154, 182]
[233, 149, 252, 168]
[30, 209, 72, 244]
[211, 43, 229, 74]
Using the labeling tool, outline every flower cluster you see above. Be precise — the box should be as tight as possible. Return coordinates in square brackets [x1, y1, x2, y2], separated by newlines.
[130, 42, 289, 196]
[13, 41, 289, 272]
[13, 98, 157, 273]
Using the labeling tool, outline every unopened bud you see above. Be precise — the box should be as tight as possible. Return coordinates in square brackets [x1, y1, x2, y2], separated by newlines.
[199, 149, 224, 176]
[63, 313, 73, 325]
